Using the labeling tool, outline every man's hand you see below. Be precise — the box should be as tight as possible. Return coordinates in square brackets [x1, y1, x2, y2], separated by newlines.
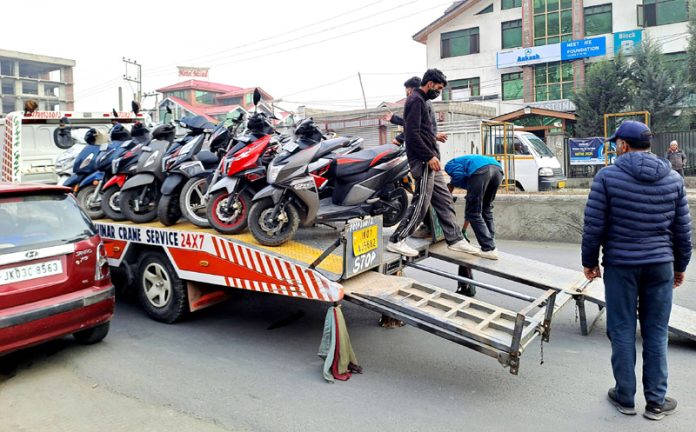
[583, 266, 602, 280]
[382, 112, 393, 122]
[392, 138, 400, 145]
[436, 132, 448, 143]
[428, 157, 441, 172]
[674, 271, 685, 288]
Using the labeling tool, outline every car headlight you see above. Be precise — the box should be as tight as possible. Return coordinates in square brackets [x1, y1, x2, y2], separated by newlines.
[538, 167, 554, 177]
[268, 164, 283, 184]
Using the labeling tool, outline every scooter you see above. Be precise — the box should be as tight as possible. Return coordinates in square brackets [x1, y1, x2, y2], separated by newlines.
[248, 119, 410, 246]
[62, 128, 102, 191]
[55, 143, 86, 185]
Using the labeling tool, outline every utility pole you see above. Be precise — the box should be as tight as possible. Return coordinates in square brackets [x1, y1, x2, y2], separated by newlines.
[118, 86, 123, 111]
[123, 57, 142, 104]
[357, 72, 368, 110]
[142, 91, 160, 122]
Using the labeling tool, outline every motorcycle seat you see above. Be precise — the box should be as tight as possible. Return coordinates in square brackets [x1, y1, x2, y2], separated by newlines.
[329, 144, 401, 178]
[314, 137, 351, 159]
[196, 150, 219, 169]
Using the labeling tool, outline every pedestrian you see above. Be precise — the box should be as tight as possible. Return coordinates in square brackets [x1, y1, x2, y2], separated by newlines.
[665, 140, 686, 177]
[445, 155, 504, 260]
[582, 121, 691, 421]
[387, 68, 474, 257]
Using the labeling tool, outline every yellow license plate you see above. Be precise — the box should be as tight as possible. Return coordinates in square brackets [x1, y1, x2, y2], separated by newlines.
[558, 181, 566, 188]
[353, 225, 379, 256]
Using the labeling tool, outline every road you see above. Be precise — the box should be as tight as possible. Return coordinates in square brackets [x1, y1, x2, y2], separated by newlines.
[1, 240, 695, 432]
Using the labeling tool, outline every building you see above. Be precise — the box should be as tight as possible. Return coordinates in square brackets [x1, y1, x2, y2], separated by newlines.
[157, 79, 273, 123]
[414, 1, 688, 114]
[0, 49, 75, 115]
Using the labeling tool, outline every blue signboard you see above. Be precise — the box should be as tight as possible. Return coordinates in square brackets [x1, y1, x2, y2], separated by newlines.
[561, 37, 607, 61]
[614, 29, 643, 55]
[569, 137, 615, 165]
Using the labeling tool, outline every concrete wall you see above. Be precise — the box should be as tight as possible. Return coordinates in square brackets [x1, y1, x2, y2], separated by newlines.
[458, 193, 696, 244]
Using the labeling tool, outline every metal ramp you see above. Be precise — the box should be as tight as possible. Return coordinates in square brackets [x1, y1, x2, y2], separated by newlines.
[342, 271, 556, 375]
[426, 243, 696, 342]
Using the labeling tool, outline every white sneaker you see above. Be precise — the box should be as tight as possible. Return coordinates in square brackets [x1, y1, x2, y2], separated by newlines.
[477, 248, 499, 260]
[387, 240, 419, 257]
[447, 240, 481, 255]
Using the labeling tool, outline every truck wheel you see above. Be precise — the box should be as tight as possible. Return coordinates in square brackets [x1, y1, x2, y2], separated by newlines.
[137, 252, 188, 323]
[248, 198, 299, 246]
[101, 187, 126, 221]
[383, 187, 408, 227]
[121, 187, 158, 223]
[180, 177, 210, 227]
[157, 194, 182, 226]
[73, 321, 110, 344]
[207, 190, 251, 235]
[77, 185, 105, 219]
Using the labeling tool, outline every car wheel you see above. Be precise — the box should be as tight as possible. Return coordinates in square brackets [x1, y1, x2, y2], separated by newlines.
[73, 321, 110, 344]
[137, 252, 188, 323]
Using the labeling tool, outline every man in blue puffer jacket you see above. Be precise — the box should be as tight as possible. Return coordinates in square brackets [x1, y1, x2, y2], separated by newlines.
[582, 121, 692, 421]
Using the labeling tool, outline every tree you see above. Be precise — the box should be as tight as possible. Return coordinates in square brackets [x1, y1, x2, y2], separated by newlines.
[687, 0, 696, 90]
[628, 37, 688, 132]
[572, 57, 630, 137]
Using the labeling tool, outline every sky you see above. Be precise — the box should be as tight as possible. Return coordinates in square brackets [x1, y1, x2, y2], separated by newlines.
[4, 0, 450, 113]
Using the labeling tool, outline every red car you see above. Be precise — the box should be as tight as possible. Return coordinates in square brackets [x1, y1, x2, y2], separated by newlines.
[0, 183, 114, 355]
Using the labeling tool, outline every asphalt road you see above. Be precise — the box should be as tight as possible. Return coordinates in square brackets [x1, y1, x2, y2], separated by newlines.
[1, 240, 695, 432]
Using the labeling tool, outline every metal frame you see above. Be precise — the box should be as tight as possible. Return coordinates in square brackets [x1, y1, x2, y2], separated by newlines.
[481, 120, 516, 192]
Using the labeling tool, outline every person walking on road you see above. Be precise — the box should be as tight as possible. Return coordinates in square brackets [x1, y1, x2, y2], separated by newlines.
[387, 69, 474, 257]
[665, 140, 687, 177]
[445, 155, 504, 260]
[582, 121, 692, 421]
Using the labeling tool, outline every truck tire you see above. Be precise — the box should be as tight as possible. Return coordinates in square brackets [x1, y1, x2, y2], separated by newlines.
[120, 187, 159, 223]
[73, 321, 110, 344]
[180, 177, 210, 227]
[207, 190, 252, 235]
[101, 187, 126, 221]
[157, 194, 182, 226]
[248, 198, 299, 246]
[77, 185, 105, 219]
[137, 252, 188, 323]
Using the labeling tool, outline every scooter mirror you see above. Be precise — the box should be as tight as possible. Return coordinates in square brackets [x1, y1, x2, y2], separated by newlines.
[253, 88, 261, 106]
[131, 100, 141, 115]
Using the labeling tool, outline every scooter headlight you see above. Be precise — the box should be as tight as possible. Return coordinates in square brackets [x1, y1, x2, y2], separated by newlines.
[79, 153, 94, 170]
[112, 158, 122, 173]
[267, 164, 283, 184]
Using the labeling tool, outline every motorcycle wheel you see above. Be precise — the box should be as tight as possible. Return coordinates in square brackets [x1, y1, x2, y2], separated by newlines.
[101, 187, 126, 221]
[179, 177, 210, 228]
[120, 186, 159, 223]
[382, 187, 409, 228]
[157, 194, 182, 226]
[76, 185, 105, 220]
[248, 198, 299, 246]
[207, 190, 252, 235]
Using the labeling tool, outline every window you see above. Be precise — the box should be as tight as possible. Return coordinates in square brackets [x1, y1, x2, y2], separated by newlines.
[444, 78, 480, 100]
[166, 90, 188, 101]
[584, 4, 612, 36]
[477, 4, 494, 14]
[665, 51, 688, 71]
[641, 0, 688, 27]
[533, 0, 573, 46]
[245, 93, 253, 104]
[502, 72, 524, 100]
[502, 20, 523, 48]
[441, 28, 480, 58]
[502, 0, 522, 9]
[195, 91, 216, 104]
[534, 61, 574, 101]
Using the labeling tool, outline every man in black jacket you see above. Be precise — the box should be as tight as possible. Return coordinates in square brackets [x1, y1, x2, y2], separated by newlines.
[384, 76, 447, 145]
[387, 69, 476, 257]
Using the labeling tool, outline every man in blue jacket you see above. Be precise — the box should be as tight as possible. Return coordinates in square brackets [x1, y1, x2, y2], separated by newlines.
[582, 121, 691, 421]
[445, 155, 504, 260]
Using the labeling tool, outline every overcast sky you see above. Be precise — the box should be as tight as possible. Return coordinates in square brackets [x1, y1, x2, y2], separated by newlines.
[5, 0, 449, 113]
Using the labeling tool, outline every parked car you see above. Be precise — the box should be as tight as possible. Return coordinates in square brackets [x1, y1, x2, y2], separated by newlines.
[0, 183, 114, 355]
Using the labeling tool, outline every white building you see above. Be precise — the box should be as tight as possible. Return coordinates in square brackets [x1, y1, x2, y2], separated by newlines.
[414, 0, 688, 114]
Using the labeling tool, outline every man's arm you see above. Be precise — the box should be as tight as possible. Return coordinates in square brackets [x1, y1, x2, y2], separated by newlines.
[672, 181, 692, 285]
[404, 99, 436, 162]
[581, 173, 609, 278]
[390, 114, 404, 127]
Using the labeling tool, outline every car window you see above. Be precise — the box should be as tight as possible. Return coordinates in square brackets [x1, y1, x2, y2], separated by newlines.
[0, 193, 96, 254]
[524, 135, 556, 158]
[513, 138, 531, 155]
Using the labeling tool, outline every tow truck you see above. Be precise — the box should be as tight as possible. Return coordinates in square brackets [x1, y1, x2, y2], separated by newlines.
[3, 112, 695, 376]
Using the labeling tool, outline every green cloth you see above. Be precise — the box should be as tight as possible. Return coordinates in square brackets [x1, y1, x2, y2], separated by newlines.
[317, 306, 337, 383]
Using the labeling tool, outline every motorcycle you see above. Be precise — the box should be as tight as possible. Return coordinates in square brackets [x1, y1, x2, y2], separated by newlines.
[62, 128, 102, 191]
[55, 143, 86, 186]
[248, 119, 410, 246]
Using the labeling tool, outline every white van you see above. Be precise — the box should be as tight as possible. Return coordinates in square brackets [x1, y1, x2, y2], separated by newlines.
[439, 125, 566, 192]
[0, 111, 145, 184]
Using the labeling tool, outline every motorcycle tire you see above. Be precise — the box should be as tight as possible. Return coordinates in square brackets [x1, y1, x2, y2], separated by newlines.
[248, 198, 299, 247]
[157, 194, 182, 226]
[382, 187, 409, 228]
[120, 187, 159, 223]
[179, 177, 210, 228]
[76, 185, 105, 220]
[101, 187, 126, 221]
[207, 190, 252, 235]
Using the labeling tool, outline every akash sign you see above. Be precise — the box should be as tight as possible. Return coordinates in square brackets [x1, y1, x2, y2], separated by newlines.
[497, 45, 560, 69]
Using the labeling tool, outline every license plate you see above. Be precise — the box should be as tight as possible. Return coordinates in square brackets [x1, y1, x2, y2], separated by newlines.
[353, 225, 379, 256]
[558, 181, 566, 188]
[0, 260, 63, 285]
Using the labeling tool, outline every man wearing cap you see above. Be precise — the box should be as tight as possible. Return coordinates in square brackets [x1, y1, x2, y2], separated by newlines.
[582, 121, 691, 421]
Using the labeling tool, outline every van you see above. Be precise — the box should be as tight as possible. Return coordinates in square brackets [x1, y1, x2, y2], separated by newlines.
[0, 183, 114, 354]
